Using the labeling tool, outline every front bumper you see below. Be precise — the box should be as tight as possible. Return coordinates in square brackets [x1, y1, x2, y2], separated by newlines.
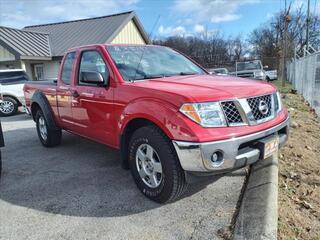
[173, 116, 289, 174]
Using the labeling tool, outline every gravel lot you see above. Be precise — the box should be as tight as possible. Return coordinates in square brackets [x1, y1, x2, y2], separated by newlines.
[0, 114, 246, 240]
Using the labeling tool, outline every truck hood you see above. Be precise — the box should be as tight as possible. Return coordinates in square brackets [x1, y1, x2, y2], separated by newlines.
[132, 74, 276, 103]
[230, 70, 261, 74]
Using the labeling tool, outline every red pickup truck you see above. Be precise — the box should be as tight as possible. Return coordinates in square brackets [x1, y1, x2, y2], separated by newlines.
[24, 44, 289, 203]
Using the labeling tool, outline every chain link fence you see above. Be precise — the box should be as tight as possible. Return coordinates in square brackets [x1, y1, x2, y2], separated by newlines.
[287, 51, 320, 116]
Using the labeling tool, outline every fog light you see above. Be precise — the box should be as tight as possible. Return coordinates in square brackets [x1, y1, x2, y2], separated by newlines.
[211, 153, 219, 162]
[210, 151, 224, 167]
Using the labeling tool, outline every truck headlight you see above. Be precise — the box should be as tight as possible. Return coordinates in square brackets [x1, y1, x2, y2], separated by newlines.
[254, 71, 264, 78]
[274, 91, 282, 113]
[180, 102, 227, 127]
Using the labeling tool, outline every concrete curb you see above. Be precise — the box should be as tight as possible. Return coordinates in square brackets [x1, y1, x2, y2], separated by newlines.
[233, 154, 278, 240]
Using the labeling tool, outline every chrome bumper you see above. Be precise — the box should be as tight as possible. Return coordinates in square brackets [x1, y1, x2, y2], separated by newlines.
[173, 117, 289, 173]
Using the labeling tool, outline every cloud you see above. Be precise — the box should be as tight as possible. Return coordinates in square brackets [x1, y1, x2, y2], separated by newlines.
[194, 24, 205, 33]
[0, 0, 140, 28]
[266, 12, 274, 19]
[158, 24, 221, 38]
[173, 0, 258, 23]
[158, 25, 186, 36]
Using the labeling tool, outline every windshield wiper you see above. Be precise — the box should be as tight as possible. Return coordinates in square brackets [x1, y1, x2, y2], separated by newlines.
[130, 74, 165, 81]
[178, 72, 197, 76]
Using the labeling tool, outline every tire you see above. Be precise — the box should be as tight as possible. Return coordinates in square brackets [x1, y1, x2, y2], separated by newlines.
[0, 97, 18, 117]
[129, 125, 188, 203]
[35, 109, 62, 147]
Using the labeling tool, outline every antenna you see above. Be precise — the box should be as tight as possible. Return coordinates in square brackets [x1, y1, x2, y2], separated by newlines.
[131, 15, 161, 82]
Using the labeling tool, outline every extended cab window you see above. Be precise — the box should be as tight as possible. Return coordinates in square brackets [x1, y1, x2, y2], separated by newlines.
[78, 50, 108, 85]
[61, 52, 76, 85]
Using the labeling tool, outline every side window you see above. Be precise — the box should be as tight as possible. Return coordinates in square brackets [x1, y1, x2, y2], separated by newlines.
[61, 52, 76, 85]
[78, 50, 108, 85]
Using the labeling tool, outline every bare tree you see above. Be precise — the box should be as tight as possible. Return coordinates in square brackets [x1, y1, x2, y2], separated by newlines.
[249, 6, 320, 72]
[153, 34, 246, 68]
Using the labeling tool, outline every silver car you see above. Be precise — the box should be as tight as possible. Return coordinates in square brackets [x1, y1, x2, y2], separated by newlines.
[0, 69, 29, 116]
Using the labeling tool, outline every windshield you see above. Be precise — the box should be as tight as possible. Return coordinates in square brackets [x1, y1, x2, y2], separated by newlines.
[236, 61, 262, 71]
[0, 71, 30, 84]
[107, 46, 205, 81]
[214, 69, 227, 74]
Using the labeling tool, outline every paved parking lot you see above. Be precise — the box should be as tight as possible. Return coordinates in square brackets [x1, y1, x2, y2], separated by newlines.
[0, 114, 246, 240]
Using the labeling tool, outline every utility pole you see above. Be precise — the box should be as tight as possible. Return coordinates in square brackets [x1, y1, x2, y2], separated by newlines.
[281, 0, 291, 87]
[306, 0, 311, 51]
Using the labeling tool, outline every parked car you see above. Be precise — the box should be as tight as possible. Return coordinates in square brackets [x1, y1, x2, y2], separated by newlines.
[208, 68, 229, 75]
[230, 60, 267, 80]
[265, 69, 278, 81]
[0, 69, 30, 116]
[0, 119, 4, 179]
[24, 44, 289, 203]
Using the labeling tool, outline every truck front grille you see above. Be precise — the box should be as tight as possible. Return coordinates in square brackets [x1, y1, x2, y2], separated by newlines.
[221, 101, 243, 125]
[247, 94, 272, 120]
[220, 93, 275, 126]
[237, 73, 254, 78]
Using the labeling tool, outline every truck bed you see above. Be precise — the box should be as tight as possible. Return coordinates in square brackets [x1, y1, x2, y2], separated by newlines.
[23, 80, 59, 116]
[25, 80, 57, 86]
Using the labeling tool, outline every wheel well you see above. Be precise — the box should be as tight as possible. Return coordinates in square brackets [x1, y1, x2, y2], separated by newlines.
[120, 118, 161, 169]
[3, 95, 22, 106]
[31, 102, 41, 121]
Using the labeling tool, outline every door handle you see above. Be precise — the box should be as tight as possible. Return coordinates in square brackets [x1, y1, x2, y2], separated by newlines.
[72, 90, 80, 98]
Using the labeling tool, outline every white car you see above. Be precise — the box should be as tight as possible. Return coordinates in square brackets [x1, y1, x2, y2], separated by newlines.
[265, 70, 277, 81]
[208, 68, 229, 76]
[0, 69, 30, 116]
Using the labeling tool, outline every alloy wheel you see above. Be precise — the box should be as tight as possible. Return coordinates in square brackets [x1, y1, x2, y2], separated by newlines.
[135, 143, 163, 188]
[38, 116, 48, 141]
[0, 101, 14, 114]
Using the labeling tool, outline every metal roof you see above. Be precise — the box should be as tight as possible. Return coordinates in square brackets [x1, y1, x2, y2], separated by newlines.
[24, 11, 150, 57]
[0, 26, 51, 59]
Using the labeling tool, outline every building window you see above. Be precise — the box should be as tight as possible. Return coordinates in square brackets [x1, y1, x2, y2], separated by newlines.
[34, 64, 44, 80]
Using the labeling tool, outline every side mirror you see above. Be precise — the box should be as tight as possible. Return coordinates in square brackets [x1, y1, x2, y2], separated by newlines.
[80, 71, 106, 84]
[263, 65, 269, 69]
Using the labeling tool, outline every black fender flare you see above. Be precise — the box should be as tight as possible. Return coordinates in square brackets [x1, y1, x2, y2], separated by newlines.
[31, 91, 60, 131]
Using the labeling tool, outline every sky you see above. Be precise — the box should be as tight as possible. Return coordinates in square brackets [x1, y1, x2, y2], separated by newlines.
[0, 0, 319, 39]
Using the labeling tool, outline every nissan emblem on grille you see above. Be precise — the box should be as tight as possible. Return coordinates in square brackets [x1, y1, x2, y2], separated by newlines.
[246, 94, 273, 121]
[258, 100, 269, 115]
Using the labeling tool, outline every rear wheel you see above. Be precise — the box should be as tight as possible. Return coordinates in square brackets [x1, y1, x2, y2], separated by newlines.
[36, 110, 62, 147]
[0, 97, 18, 117]
[129, 125, 188, 203]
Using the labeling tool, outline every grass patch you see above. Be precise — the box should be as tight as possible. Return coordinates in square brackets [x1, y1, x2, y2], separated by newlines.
[272, 80, 294, 94]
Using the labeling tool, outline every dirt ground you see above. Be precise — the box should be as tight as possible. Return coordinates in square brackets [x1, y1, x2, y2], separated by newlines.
[273, 81, 320, 240]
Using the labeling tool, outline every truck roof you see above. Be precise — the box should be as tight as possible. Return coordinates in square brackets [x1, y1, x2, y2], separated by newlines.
[67, 44, 160, 52]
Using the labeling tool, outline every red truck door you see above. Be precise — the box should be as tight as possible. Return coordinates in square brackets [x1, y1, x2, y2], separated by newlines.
[71, 48, 114, 146]
[57, 52, 77, 129]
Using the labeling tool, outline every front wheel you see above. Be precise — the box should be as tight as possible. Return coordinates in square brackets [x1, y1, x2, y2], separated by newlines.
[36, 110, 62, 147]
[129, 125, 188, 203]
[0, 97, 18, 117]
